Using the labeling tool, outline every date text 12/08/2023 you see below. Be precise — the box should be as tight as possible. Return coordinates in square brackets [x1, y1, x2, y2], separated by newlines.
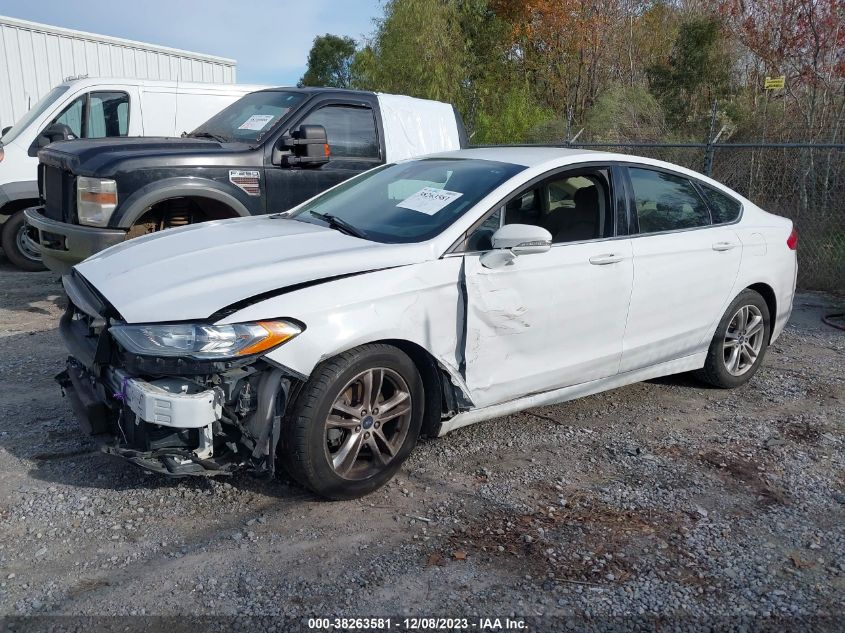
[307, 617, 528, 631]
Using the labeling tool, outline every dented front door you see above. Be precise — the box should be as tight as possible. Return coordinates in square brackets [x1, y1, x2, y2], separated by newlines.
[461, 239, 634, 408]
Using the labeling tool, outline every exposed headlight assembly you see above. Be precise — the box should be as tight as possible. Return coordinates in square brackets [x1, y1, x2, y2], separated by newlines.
[77, 176, 117, 227]
[109, 320, 302, 359]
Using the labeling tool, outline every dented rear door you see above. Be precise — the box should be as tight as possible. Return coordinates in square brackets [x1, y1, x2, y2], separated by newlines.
[461, 239, 634, 409]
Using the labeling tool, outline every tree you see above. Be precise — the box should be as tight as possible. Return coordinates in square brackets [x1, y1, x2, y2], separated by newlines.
[647, 16, 734, 134]
[473, 83, 554, 143]
[585, 84, 668, 141]
[299, 34, 358, 88]
[361, 0, 469, 107]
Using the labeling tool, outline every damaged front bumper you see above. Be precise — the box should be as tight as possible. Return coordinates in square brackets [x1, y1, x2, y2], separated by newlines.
[58, 359, 230, 476]
[58, 273, 295, 478]
[59, 358, 292, 478]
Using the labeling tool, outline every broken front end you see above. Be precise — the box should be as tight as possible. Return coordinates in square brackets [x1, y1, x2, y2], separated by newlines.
[57, 272, 303, 477]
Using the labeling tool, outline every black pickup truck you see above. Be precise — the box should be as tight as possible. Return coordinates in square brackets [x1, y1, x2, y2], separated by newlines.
[25, 87, 467, 274]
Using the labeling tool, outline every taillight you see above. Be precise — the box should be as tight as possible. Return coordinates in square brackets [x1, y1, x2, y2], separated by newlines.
[786, 227, 798, 250]
[0, 145, 4, 163]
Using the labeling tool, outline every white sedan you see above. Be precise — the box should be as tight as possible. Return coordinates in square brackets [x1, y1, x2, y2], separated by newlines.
[59, 148, 797, 498]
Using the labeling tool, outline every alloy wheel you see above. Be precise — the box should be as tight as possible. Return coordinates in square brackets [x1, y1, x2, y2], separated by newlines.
[324, 367, 412, 480]
[723, 304, 765, 376]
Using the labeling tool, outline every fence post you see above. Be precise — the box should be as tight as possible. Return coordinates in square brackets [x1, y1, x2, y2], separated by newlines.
[703, 99, 718, 176]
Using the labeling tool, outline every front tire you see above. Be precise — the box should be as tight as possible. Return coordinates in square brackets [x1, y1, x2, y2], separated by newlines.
[696, 289, 771, 388]
[282, 344, 424, 500]
[2, 210, 46, 271]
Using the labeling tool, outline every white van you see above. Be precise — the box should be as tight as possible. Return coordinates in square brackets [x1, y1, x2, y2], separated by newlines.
[0, 77, 267, 270]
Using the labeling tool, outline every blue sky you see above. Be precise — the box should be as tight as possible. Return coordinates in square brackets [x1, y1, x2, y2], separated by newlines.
[0, 0, 383, 85]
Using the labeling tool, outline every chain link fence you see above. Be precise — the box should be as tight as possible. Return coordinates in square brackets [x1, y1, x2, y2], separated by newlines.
[566, 142, 844, 293]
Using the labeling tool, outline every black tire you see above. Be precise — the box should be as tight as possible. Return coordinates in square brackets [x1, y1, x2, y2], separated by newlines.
[1, 210, 46, 271]
[695, 289, 771, 388]
[282, 344, 424, 500]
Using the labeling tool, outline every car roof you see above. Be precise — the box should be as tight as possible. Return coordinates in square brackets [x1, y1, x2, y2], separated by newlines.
[256, 87, 375, 97]
[424, 145, 750, 205]
[424, 146, 601, 167]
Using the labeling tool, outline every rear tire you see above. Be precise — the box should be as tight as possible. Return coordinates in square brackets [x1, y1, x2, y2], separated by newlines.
[2, 210, 46, 271]
[281, 344, 424, 500]
[695, 289, 771, 388]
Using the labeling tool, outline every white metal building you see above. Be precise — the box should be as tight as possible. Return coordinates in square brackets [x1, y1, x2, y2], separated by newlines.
[0, 14, 237, 128]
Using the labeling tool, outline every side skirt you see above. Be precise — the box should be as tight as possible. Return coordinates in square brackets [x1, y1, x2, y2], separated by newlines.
[438, 351, 707, 436]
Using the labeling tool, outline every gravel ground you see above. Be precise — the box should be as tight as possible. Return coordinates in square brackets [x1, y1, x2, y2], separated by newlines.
[0, 258, 842, 630]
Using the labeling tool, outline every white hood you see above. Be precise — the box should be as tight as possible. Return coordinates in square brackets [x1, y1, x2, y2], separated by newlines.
[74, 216, 434, 323]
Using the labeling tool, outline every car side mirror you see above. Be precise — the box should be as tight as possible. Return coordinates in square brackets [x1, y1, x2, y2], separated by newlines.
[1, 126, 11, 136]
[480, 223, 552, 268]
[272, 124, 330, 168]
[28, 123, 77, 157]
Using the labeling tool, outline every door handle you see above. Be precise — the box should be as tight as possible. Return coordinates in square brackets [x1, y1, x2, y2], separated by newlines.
[589, 253, 624, 265]
[712, 241, 739, 251]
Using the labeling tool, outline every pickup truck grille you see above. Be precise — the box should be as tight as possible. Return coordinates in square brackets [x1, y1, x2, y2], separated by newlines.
[40, 164, 75, 222]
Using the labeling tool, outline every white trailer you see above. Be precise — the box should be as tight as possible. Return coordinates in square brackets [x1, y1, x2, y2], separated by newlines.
[0, 14, 237, 130]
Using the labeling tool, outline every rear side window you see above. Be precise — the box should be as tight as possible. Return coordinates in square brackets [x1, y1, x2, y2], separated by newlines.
[629, 167, 711, 233]
[300, 105, 379, 159]
[700, 183, 742, 224]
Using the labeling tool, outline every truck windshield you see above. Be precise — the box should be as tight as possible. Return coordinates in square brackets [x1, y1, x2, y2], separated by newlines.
[290, 158, 525, 244]
[188, 90, 305, 144]
[1, 85, 70, 145]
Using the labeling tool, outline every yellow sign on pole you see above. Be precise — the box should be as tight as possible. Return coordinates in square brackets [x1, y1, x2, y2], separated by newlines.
[765, 75, 786, 90]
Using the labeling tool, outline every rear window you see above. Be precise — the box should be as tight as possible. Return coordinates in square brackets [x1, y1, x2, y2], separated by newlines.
[700, 184, 742, 224]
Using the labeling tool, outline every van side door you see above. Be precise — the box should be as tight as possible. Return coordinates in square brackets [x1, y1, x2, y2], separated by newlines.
[263, 97, 384, 213]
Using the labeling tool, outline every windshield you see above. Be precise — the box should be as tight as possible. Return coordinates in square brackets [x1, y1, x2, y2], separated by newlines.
[291, 158, 525, 243]
[1, 85, 70, 145]
[188, 90, 306, 143]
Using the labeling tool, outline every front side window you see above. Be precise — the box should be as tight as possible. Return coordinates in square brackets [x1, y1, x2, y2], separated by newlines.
[87, 92, 130, 138]
[47, 91, 130, 139]
[700, 183, 742, 224]
[52, 95, 85, 138]
[462, 169, 613, 251]
[291, 158, 525, 243]
[629, 167, 711, 234]
[189, 90, 306, 143]
[300, 105, 379, 159]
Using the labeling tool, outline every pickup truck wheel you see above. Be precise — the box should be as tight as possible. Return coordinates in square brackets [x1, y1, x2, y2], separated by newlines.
[282, 344, 424, 500]
[1, 210, 46, 271]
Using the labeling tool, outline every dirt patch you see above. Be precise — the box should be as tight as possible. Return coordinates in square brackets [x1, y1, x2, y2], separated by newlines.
[699, 449, 789, 506]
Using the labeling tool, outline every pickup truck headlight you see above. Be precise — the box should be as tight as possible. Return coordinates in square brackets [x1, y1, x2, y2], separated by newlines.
[110, 320, 302, 359]
[77, 176, 117, 227]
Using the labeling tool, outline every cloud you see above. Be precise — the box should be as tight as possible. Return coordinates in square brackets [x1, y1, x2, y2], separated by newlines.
[0, 0, 381, 84]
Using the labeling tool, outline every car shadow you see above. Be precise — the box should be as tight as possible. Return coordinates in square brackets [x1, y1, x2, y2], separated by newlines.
[645, 372, 720, 389]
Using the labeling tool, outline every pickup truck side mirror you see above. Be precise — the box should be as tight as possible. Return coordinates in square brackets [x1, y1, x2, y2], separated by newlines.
[1, 126, 11, 136]
[28, 123, 77, 157]
[272, 124, 330, 168]
[480, 223, 552, 268]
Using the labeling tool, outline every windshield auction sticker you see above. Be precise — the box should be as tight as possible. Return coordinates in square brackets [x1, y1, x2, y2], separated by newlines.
[397, 187, 463, 215]
[238, 114, 275, 131]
